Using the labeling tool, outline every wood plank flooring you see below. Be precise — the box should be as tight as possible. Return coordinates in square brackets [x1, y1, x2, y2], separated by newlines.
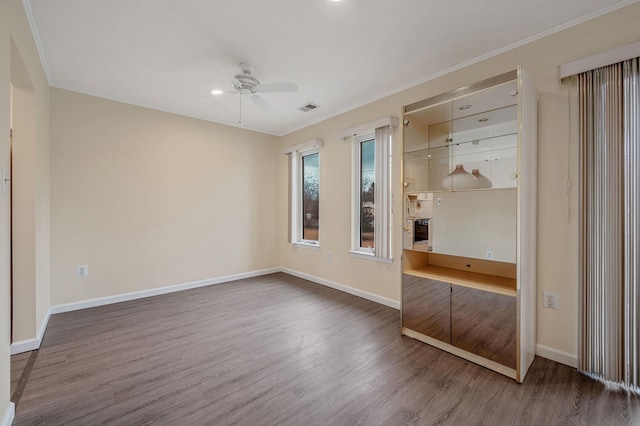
[11, 272, 640, 425]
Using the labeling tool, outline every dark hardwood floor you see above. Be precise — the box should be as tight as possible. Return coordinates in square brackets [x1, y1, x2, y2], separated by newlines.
[11, 273, 640, 425]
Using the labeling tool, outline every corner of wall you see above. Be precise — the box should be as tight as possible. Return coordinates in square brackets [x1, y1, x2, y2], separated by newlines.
[1, 402, 15, 426]
[10, 307, 51, 355]
[536, 344, 578, 368]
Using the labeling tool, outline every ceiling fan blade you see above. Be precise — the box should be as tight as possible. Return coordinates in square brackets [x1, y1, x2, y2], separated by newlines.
[251, 95, 275, 113]
[255, 82, 298, 93]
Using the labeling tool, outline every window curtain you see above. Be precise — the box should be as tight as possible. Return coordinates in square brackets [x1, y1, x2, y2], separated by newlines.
[374, 125, 392, 260]
[579, 57, 640, 389]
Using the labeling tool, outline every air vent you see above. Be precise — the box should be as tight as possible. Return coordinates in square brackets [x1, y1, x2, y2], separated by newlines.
[299, 102, 319, 112]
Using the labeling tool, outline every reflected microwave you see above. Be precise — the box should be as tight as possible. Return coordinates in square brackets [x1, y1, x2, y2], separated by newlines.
[403, 218, 432, 252]
[412, 218, 431, 245]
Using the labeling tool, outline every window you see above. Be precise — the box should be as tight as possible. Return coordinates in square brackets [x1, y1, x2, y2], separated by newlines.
[301, 151, 319, 242]
[351, 125, 393, 261]
[358, 134, 376, 250]
[287, 140, 323, 247]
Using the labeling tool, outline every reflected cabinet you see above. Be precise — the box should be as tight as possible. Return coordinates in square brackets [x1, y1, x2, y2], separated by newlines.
[401, 68, 537, 382]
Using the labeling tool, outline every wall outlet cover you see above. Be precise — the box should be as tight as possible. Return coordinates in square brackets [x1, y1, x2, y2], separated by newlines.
[76, 265, 89, 277]
[543, 291, 559, 310]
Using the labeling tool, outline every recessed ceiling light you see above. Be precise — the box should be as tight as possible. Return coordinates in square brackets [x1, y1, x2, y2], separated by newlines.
[478, 118, 489, 122]
[211, 89, 223, 95]
[458, 105, 472, 110]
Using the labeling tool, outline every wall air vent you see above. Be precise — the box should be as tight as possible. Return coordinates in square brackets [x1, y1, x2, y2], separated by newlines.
[299, 102, 319, 112]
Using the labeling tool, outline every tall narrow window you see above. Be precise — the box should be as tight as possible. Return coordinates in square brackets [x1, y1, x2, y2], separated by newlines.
[287, 140, 322, 247]
[350, 123, 394, 261]
[301, 152, 319, 241]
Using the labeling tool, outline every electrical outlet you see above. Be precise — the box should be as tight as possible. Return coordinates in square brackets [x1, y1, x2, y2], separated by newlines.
[543, 291, 559, 310]
[76, 265, 89, 277]
[327, 251, 333, 261]
[486, 250, 494, 260]
[436, 197, 442, 206]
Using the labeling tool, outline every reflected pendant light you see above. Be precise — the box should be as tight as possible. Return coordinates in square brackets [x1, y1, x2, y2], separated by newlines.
[472, 169, 493, 188]
[441, 165, 478, 190]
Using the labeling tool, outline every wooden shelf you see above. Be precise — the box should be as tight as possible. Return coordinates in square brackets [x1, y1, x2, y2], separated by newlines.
[404, 264, 516, 297]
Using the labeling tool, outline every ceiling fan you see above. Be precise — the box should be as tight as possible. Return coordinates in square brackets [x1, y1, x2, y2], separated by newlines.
[211, 62, 298, 124]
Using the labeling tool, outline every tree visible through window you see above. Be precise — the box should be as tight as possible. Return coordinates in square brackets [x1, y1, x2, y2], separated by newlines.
[302, 152, 319, 241]
[360, 139, 375, 249]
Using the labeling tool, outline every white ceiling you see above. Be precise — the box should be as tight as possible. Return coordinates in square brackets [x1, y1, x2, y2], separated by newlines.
[26, 0, 637, 136]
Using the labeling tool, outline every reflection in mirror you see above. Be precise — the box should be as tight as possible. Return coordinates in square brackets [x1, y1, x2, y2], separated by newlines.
[431, 189, 516, 263]
[402, 189, 516, 263]
[436, 104, 517, 191]
[402, 78, 519, 263]
[403, 80, 519, 193]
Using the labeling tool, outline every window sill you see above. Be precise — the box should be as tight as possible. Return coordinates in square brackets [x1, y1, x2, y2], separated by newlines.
[349, 250, 393, 264]
[293, 242, 321, 251]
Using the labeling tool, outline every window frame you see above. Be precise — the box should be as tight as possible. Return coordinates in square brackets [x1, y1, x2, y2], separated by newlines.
[350, 128, 393, 263]
[352, 132, 376, 255]
[291, 146, 321, 248]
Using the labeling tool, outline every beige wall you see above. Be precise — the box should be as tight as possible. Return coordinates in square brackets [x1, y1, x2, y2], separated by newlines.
[0, 0, 51, 420]
[277, 3, 640, 359]
[11, 85, 37, 341]
[1, 3, 639, 419]
[50, 89, 279, 305]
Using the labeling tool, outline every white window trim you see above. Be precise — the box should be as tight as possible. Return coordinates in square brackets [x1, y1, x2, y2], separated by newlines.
[349, 126, 393, 263]
[291, 145, 321, 248]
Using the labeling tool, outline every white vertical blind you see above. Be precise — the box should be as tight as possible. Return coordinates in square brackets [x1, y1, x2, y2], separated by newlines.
[579, 57, 640, 390]
[623, 57, 640, 388]
[374, 125, 392, 260]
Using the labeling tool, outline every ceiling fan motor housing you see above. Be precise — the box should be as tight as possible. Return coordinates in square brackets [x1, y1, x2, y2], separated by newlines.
[234, 73, 260, 94]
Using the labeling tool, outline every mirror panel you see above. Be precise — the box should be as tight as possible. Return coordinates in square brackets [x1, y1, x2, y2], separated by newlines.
[403, 79, 519, 263]
[402, 275, 451, 343]
[451, 285, 516, 369]
[431, 189, 517, 263]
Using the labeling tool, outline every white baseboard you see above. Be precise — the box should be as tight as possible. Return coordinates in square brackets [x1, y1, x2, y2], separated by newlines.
[11, 266, 577, 372]
[1, 402, 15, 426]
[10, 337, 40, 355]
[14, 267, 397, 356]
[536, 344, 578, 368]
[280, 267, 401, 310]
[11, 306, 53, 355]
[10, 268, 279, 355]
[282, 267, 584, 369]
[50, 267, 281, 315]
